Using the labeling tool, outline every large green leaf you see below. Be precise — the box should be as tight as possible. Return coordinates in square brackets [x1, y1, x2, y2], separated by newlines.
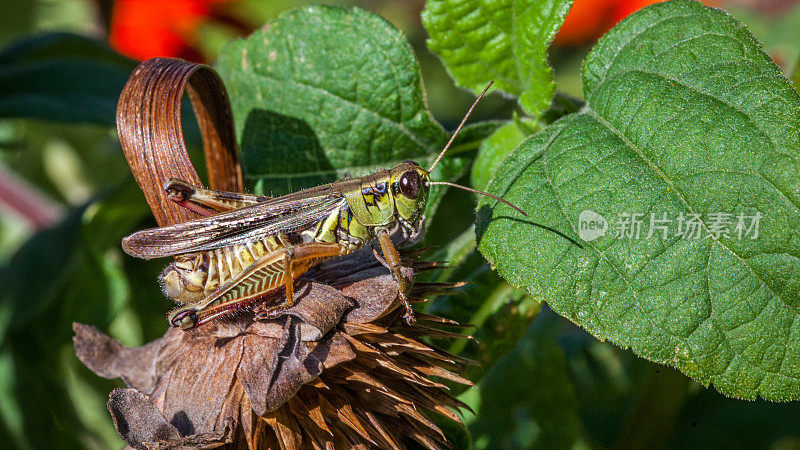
[216, 5, 452, 196]
[422, 0, 572, 118]
[0, 32, 135, 125]
[478, 0, 800, 400]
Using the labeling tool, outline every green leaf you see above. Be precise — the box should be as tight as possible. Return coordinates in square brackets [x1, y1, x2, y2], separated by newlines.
[0, 0, 34, 47]
[463, 316, 584, 449]
[0, 181, 147, 340]
[470, 119, 533, 190]
[216, 5, 449, 195]
[0, 32, 136, 125]
[0, 206, 83, 340]
[3, 335, 87, 449]
[448, 120, 505, 156]
[478, 0, 800, 400]
[0, 182, 148, 448]
[422, 0, 573, 118]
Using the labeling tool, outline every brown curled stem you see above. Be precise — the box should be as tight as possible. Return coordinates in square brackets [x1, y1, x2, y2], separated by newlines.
[116, 57, 242, 227]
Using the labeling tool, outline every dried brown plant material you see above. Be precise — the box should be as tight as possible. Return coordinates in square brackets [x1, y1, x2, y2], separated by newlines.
[115, 57, 242, 225]
[74, 57, 473, 449]
[76, 250, 470, 449]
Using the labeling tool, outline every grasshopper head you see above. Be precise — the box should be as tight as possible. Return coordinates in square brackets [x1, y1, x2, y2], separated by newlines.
[390, 161, 430, 223]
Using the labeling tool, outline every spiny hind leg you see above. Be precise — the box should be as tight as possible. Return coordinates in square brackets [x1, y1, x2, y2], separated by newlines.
[256, 242, 349, 320]
[171, 242, 346, 329]
[374, 228, 415, 323]
[169, 248, 292, 330]
[256, 247, 296, 319]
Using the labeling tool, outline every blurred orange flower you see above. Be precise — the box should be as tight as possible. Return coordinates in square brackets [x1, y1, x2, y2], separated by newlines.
[109, 0, 234, 62]
[555, 0, 669, 46]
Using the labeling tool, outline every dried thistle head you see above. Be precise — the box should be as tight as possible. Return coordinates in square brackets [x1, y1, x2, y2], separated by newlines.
[75, 248, 471, 449]
[73, 58, 473, 449]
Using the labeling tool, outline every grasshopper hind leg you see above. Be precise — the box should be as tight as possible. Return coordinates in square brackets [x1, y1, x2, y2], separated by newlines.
[164, 179, 270, 216]
[169, 242, 347, 330]
[254, 247, 297, 320]
[170, 308, 200, 330]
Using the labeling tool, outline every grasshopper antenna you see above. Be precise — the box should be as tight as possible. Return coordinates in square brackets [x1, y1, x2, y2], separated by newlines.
[427, 181, 585, 248]
[427, 181, 528, 218]
[428, 81, 494, 173]
[426, 80, 529, 217]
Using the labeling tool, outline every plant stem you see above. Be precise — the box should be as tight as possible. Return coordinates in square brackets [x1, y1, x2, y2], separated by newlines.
[0, 164, 63, 229]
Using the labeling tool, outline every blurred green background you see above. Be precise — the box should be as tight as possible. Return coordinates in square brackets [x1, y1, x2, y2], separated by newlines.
[2, 0, 800, 448]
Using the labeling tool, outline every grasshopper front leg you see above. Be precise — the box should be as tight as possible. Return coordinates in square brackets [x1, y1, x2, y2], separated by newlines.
[374, 228, 415, 323]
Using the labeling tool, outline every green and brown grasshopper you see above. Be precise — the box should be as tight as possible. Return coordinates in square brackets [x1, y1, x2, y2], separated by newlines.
[122, 83, 526, 330]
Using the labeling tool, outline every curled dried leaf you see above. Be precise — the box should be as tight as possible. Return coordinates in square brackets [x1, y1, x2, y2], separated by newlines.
[116, 57, 241, 226]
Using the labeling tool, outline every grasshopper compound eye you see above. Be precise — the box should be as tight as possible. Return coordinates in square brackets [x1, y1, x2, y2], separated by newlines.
[398, 170, 420, 198]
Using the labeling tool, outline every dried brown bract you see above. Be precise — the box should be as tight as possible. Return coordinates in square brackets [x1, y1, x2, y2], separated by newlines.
[73, 58, 472, 449]
[75, 249, 471, 449]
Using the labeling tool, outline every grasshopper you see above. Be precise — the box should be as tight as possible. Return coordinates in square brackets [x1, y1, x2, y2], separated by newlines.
[122, 82, 527, 330]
